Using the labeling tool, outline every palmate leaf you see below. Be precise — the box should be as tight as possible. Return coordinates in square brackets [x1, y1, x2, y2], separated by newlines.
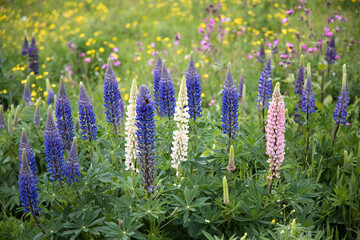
[98, 216, 145, 240]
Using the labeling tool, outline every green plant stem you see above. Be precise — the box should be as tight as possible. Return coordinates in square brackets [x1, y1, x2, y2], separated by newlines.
[321, 70, 325, 104]
[32, 214, 45, 234]
[332, 122, 340, 148]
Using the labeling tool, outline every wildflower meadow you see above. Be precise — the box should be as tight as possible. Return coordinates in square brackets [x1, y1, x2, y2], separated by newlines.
[1, 0, 360, 239]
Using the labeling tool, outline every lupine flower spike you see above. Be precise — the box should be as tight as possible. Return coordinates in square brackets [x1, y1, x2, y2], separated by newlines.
[65, 137, 81, 183]
[125, 79, 138, 172]
[22, 31, 28, 56]
[221, 63, 239, 145]
[104, 58, 123, 134]
[324, 36, 337, 102]
[153, 54, 163, 115]
[8, 114, 13, 134]
[238, 69, 244, 99]
[136, 85, 156, 196]
[258, 39, 266, 64]
[29, 33, 39, 75]
[34, 98, 41, 126]
[257, 51, 272, 133]
[44, 105, 65, 182]
[79, 82, 98, 142]
[185, 52, 202, 121]
[332, 64, 349, 147]
[171, 76, 190, 179]
[23, 76, 31, 105]
[223, 176, 229, 205]
[294, 55, 304, 124]
[55, 75, 74, 151]
[159, 61, 176, 119]
[46, 78, 55, 105]
[19, 128, 38, 180]
[266, 82, 285, 194]
[18, 148, 40, 215]
[301, 64, 315, 155]
[0, 105, 6, 129]
[227, 145, 236, 172]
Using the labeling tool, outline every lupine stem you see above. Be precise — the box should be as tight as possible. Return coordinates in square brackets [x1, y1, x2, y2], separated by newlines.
[332, 122, 340, 148]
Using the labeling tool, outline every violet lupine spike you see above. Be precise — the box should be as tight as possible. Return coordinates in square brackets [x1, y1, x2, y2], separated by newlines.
[325, 36, 337, 64]
[0, 105, 6, 129]
[153, 54, 163, 115]
[46, 78, 55, 105]
[19, 128, 38, 181]
[23, 76, 31, 104]
[257, 39, 266, 63]
[79, 82, 98, 141]
[34, 98, 41, 126]
[185, 52, 202, 121]
[18, 148, 40, 215]
[257, 51, 272, 109]
[44, 105, 65, 181]
[333, 64, 350, 124]
[266, 82, 285, 182]
[301, 64, 315, 115]
[29, 34, 39, 75]
[238, 68, 244, 98]
[65, 137, 81, 183]
[55, 76, 74, 151]
[294, 55, 305, 124]
[159, 61, 176, 119]
[22, 33, 29, 56]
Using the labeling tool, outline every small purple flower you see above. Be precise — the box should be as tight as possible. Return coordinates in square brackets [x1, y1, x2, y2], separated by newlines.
[28, 34, 39, 75]
[325, 36, 337, 64]
[22, 35, 28, 56]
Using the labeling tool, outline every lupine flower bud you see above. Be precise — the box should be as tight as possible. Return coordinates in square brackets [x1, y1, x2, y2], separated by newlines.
[14, 106, 20, 127]
[125, 79, 138, 171]
[22, 32, 29, 56]
[18, 148, 40, 214]
[46, 78, 55, 105]
[34, 98, 41, 126]
[65, 137, 81, 183]
[23, 76, 31, 104]
[44, 105, 65, 181]
[19, 128, 37, 180]
[186, 52, 202, 121]
[0, 105, 6, 129]
[55, 75, 74, 151]
[301, 64, 315, 115]
[266, 83, 285, 180]
[227, 145, 236, 172]
[8, 114, 13, 134]
[74, 116, 80, 132]
[153, 54, 163, 115]
[258, 39, 266, 63]
[238, 69, 244, 98]
[333, 64, 350, 124]
[223, 176, 229, 205]
[325, 36, 337, 64]
[221, 63, 239, 141]
[79, 82, 98, 141]
[29, 34, 39, 75]
[159, 61, 176, 119]
[136, 85, 156, 194]
[171, 76, 190, 176]
[257, 51, 272, 109]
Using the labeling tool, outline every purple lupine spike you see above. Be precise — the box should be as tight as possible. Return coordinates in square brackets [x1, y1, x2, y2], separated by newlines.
[136, 85, 156, 195]
[257, 51, 272, 110]
[22, 33, 29, 56]
[294, 55, 305, 124]
[44, 105, 65, 181]
[153, 54, 163, 115]
[0, 105, 6, 129]
[238, 69, 244, 98]
[301, 64, 315, 115]
[23, 76, 31, 105]
[18, 148, 40, 215]
[325, 36, 337, 64]
[185, 52, 202, 121]
[65, 137, 81, 183]
[19, 128, 38, 181]
[79, 82, 98, 142]
[55, 76, 74, 151]
[29, 34, 39, 75]
[333, 64, 349, 125]
[257, 40, 266, 63]
[46, 78, 55, 105]
[33, 98, 41, 126]
[221, 63, 239, 144]
[159, 61, 176, 119]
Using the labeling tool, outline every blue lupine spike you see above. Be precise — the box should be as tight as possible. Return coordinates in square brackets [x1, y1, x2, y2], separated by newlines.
[44, 105, 65, 181]
[301, 64, 315, 115]
[19, 128, 37, 181]
[238, 68, 244, 98]
[34, 98, 41, 126]
[325, 36, 337, 64]
[65, 137, 81, 183]
[79, 82, 98, 141]
[104, 58, 123, 127]
[294, 55, 305, 124]
[136, 85, 156, 194]
[257, 51, 272, 109]
[153, 54, 163, 115]
[46, 78, 55, 105]
[159, 61, 176, 119]
[333, 64, 350, 124]
[221, 63, 239, 141]
[23, 76, 31, 104]
[185, 52, 202, 121]
[29, 34, 39, 75]
[18, 148, 40, 214]
[55, 76, 74, 151]
[22, 33, 28, 56]
[0, 105, 6, 129]
[257, 40, 266, 63]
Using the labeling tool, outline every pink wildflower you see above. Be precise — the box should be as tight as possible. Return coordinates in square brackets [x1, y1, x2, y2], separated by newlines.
[282, 17, 287, 24]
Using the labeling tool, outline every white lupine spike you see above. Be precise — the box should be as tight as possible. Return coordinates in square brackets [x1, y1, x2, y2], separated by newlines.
[124, 79, 138, 171]
[171, 76, 190, 176]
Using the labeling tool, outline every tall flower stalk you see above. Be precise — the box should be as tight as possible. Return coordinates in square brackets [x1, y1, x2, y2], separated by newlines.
[125, 79, 138, 173]
[332, 64, 349, 147]
[136, 85, 156, 196]
[324, 36, 337, 103]
[257, 51, 272, 133]
[55, 76, 74, 151]
[23, 76, 31, 106]
[159, 61, 176, 119]
[153, 54, 162, 115]
[65, 137, 81, 183]
[221, 63, 239, 146]
[19, 128, 38, 181]
[266, 83, 285, 194]
[79, 82, 98, 142]
[0, 105, 6, 129]
[34, 98, 41, 126]
[171, 76, 190, 181]
[185, 52, 202, 121]
[46, 78, 55, 105]
[44, 106, 65, 182]
[294, 55, 305, 124]
[22, 31, 28, 56]
[29, 33, 39, 75]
